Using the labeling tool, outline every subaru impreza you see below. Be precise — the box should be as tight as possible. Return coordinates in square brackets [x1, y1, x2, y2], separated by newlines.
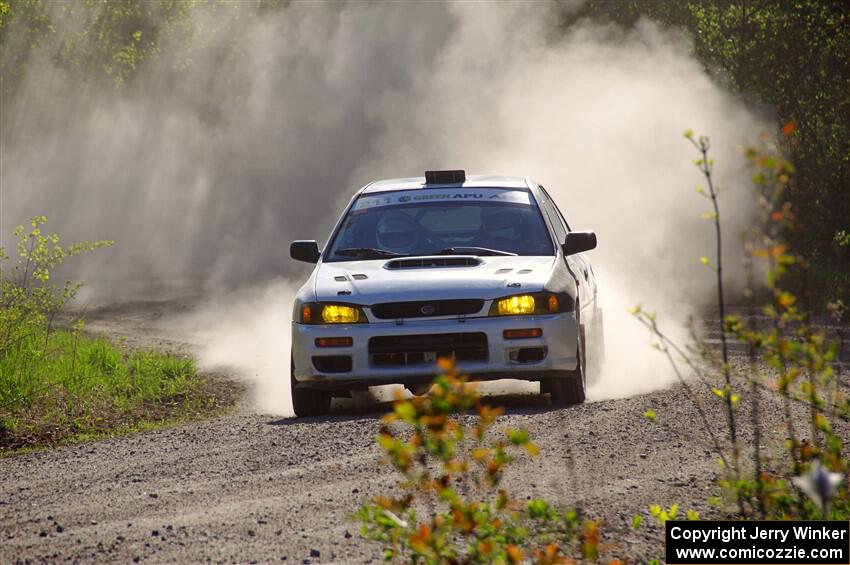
[289, 170, 602, 416]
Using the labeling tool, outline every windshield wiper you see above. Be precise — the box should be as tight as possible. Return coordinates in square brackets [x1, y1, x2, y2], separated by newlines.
[436, 246, 517, 257]
[335, 247, 408, 259]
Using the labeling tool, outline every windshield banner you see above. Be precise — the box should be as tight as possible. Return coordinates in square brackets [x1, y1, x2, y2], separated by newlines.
[353, 188, 532, 211]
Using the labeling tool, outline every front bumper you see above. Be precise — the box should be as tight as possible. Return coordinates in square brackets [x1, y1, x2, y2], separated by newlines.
[291, 313, 578, 390]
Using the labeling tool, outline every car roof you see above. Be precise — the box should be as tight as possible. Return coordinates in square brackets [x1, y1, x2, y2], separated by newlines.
[360, 174, 532, 194]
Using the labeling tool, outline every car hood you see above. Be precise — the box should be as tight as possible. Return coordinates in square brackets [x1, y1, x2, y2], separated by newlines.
[313, 255, 556, 304]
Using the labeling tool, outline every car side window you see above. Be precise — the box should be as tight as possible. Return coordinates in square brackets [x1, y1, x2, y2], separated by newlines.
[537, 187, 567, 245]
[539, 186, 572, 231]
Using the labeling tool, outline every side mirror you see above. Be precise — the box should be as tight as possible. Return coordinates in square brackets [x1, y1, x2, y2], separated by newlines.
[290, 240, 321, 263]
[562, 231, 597, 257]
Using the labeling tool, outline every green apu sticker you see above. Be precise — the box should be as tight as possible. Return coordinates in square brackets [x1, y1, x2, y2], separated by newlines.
[353, 189, 531, 211]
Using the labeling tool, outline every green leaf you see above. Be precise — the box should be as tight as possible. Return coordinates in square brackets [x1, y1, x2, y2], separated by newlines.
[507, 428, 530, 446]
[394, 401, 416, 422]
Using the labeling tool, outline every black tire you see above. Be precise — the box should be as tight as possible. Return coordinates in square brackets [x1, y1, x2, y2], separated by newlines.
[291, 354, 331, 417]
[548, 373, 585, 406]
[547, 327, 586, 406]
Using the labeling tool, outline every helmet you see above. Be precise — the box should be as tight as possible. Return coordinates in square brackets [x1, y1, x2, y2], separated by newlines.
[376, 213, 421, 253]
[481, 207, 523, 239]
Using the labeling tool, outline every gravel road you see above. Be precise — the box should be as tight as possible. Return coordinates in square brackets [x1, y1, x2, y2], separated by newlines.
[2, 302, 847, 563]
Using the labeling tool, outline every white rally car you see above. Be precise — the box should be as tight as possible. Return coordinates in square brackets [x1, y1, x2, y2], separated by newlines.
[289, 170, 602, 416]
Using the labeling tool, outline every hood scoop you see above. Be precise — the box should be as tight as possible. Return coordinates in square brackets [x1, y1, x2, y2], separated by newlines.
[385, 256, 483, 270]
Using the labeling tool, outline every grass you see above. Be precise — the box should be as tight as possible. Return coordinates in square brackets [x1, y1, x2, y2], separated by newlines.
[0, 217, 240, 452]
[0, 328, 240, 451]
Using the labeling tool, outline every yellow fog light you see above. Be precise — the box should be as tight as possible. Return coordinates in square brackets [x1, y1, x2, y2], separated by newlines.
[496, 295, 536, 315]
[321, 304, 360, 324]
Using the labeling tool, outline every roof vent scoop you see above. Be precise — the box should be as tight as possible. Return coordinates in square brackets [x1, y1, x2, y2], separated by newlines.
[386, 257, 482, 269]
[425, 170, 466, 184]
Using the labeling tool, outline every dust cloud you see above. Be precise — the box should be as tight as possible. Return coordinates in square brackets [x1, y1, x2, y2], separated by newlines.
[1, 3, 766, 415]
[168, 281, 298, 414]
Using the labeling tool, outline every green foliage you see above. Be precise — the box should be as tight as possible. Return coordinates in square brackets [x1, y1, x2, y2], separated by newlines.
[1, 0, 197, 88]
[559, 0, 693, 31]
[0, 217, 230, 449]
[633, 134, 848, 523]
[0, 329, 221, 450]
[0, 0, 282, 94]
[728, 140, 848, 519]
[0, 215, 112, 363]
[356, 362, 616, 564]
[0, 2, 9, 29]
[694, 3, 850, 300]
[648, 503, 678, 526]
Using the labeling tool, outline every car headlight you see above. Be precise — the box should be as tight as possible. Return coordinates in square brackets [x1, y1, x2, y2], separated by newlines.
[299, 303, 368, 324]
[489, 292, 573, 316]
[496, 294, 536, 315]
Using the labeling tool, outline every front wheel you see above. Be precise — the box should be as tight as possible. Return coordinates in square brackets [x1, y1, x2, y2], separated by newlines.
[290, 354, 331, 417]
[547, 373, 585, 406]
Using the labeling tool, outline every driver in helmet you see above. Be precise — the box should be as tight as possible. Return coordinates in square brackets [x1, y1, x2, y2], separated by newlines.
[375, 213, 423, 254]
[476, 207, 524, 250]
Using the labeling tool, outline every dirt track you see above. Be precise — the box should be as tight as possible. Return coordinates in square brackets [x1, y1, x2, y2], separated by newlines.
[1, 302, 846, 563]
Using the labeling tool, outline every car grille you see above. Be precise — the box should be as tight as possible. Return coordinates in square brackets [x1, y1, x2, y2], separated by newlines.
[370, 299, 484, 319]
[369, 332, 488, 367]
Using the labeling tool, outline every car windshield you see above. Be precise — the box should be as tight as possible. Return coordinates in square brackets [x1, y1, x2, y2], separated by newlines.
[324, 188, 554, 261]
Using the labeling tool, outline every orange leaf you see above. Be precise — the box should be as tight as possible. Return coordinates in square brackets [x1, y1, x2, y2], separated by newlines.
[782, 120, 796, 136]
[477, 540, 492, 556]
[506, 544, 524, 563]
[410, 523, 431, 552]
[770, 244, 787, 257]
